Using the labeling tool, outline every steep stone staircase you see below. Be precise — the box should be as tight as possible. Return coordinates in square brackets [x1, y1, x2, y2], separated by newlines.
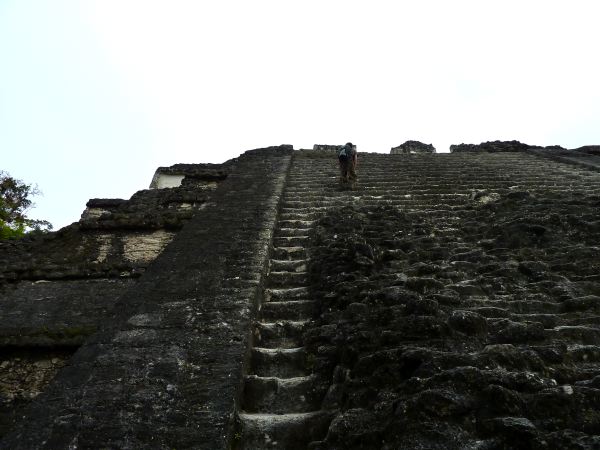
[236, 151, 600, 449]
[236, 155, 334, 450]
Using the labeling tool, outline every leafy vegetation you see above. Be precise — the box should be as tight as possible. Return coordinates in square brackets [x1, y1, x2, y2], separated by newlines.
[0, 170, 53, 239]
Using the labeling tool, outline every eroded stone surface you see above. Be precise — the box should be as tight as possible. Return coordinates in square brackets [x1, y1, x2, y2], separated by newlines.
[391, 140, 436, 154]
[94, 233, 113, 263]
[0, 349, 72, 438]
[0, 145, 293, 449]
[305, 192, 600, 448]
[80, 207, 109, 221]
[122, 230, 176, 264]
[0, 279, 133, 344]
[149, 162, 230, 189]
[450, 140, 544, 153]
[0, 160, 234, 444]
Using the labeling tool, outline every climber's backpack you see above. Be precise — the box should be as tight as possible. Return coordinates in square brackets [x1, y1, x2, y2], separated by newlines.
[338, 145, 354, 161]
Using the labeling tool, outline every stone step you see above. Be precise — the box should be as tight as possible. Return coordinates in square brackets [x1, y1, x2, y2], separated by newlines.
[272, 236, 310, 247]
[266, 272, 308, 287]
[278, 207, 338, 214]
[546, 326, 600, 345]
[242, 374, 321, 413]
[281, 194, 475, 203]
[251, 347, 308, 378]
[281, 194, 474, 203]
[278, 205, 472, 215]
[466, 306, 511, 319]
[261, 300, 314, 321]
[282, 189, 593, 201]
[565, 315, 600, 327]
[286, 170, 572, 178]
[265, 287, 310, 302]
[284, 185, 482, 192]
[293, 183, 572, 191]
[287, 174, 593, 183]
[254, 320, 308, 349]
[287, 165, 582, 172]
[568, 344, 600, 363]
[270, 259, 307, 273]
[274, 227, 313, 237]
[291, 170, 570, 176]
[508, 313, 558, 329]
[278, 212, 327, 221]
[504, 300, 563, 315]
[271, 247, 306, 260]
[463, 299, 563, 314]
[290, 168, 571, 175]
[277, 219, 315, 228]
[278, 193, 539, 203]
[236, 411, 334, 450]
[279, 201, 471, 210]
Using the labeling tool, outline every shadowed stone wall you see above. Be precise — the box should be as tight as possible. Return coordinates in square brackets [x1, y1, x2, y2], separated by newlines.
[0, 146, 292, 449]
[0, 159, 234, 437]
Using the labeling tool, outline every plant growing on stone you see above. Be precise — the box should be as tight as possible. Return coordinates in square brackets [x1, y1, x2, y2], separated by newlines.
[0, 170, 52, 239]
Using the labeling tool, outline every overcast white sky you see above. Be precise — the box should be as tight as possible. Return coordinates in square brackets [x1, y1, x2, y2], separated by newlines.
[1, 1, 599, 229]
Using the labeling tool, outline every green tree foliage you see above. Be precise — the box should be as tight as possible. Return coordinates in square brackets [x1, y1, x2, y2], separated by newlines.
[0, 171, 53, 239]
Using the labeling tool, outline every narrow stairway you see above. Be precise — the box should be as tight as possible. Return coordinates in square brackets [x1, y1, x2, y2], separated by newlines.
[235, 155, 336, 450]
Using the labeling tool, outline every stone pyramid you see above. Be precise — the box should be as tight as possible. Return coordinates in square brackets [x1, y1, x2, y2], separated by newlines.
[1, 142, 600, 449]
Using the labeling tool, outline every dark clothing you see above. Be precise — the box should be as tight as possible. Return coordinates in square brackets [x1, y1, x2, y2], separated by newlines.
[339, 157, 357, 183]
[338, 144, 356, 159]
[338, 144, 358, 184]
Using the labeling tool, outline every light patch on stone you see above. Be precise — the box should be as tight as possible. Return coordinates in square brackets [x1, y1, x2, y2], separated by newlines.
[562, 385, 574, 395]
[0, 352, 70, 404]
[122, 231, 175, 264]
[477, 193, 501, 204]
[95, 234, 113, 263]
[113, 329, 158, 344]
[128, 313, 163, 327]
[168, 202, 207, 211]
[81, 207, 109, 220]
[152, 174, 185, 189]
[195, 180, 219, 190]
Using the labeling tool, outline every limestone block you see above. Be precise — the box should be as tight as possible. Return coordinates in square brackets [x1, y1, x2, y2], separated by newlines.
[0, 351, 70, 403]
[150, 173, 185, 189]
[95, 234, 113, 263]
[122, 230, 175, 264]
[80, 207, 109, 220]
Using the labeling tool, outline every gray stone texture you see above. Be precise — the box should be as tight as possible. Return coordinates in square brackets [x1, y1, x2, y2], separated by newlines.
[149, 162, 230, 189]
[0, 145, 292, 449]
[0, 160, 233, 434]
[4, 143, 600, 449]
[390, 140, 436, 154]
[312, 145, 341, 152]
[0, 279, 132, 347]
[450, 140, 538, 153]
[300, 151, 600, 449]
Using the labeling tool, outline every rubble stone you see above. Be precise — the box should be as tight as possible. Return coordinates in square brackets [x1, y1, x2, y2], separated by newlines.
[391, 140, 436, 154]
